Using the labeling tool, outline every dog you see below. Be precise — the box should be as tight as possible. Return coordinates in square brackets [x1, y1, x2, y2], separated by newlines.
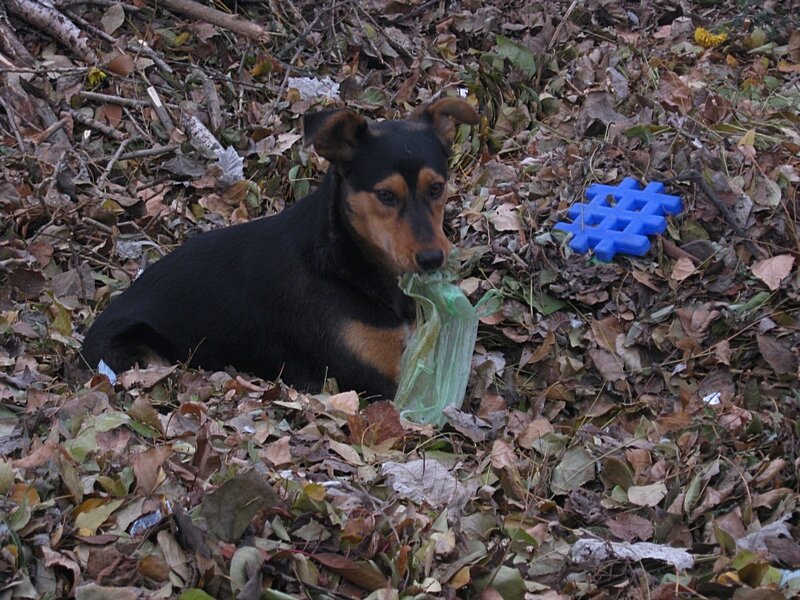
[81, 99, 479, 399]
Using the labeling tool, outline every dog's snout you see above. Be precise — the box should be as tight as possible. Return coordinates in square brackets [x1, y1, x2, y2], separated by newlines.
[415, 249, 445, 271]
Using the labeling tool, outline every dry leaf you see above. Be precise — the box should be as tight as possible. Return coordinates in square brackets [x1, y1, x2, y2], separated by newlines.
[751, 254, 795, 291]
[671, 257, 697, 282]
[627, 482, 667, 507]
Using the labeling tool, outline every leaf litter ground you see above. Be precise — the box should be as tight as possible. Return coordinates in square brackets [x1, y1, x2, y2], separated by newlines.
[1, 0, 799, 598]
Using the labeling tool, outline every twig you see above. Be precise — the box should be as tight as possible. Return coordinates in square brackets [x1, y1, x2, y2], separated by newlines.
[181, 112, 223, 156]
[127, 40, 173, 74]
[79, 91, 150, 107]
[669, 170, 762, 258]
[55, 0, 140, 10]
[353, 2, 413, 62]
[64, 8, 117, 44]
[4, 0, 98, 63]
[97, 136, 139, 188]
[118, 144, 179, 161]
[0, 94, 28, 151]
[189, 70, 222, 133]
[395, 0, 439, 23]
[276, 1, 343, 60]
[68, 108, 126, 140]
[155, 0, 272, 42]
[31, 96, 70, 143]
[30, 116, 69, 144]
[146, 86, 175, 132]
[0, 9, 35, 65]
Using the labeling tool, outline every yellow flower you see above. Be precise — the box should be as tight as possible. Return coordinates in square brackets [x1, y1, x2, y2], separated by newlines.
[694, 27, 728, 48]
[86, 67, 107, 87]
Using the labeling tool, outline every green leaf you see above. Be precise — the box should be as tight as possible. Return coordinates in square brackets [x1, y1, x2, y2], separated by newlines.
[95, 411, 130, 432]
[230, 546, 264, 592]
[550, 447, 595, 494]
[476, 565, 526, 600]
[600, 456, 634, 491]
[74, 499, 124, 534]
[178, 590, 216, 600]
[495, 36, 536, 76]
[64, 425, 97, 462]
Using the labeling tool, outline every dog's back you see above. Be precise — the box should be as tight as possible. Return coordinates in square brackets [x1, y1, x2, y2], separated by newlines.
[82, 99, 479, 398]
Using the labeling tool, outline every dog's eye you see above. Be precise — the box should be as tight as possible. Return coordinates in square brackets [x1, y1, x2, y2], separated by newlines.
[429, 182, 444, 197]
[375, 189, 398, 205]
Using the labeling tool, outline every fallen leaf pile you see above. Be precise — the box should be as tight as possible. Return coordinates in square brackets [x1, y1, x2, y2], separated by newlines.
[1, 0, 799, 598]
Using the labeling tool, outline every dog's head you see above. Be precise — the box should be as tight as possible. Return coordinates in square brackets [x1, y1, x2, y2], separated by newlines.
[304, 99, 479, 275]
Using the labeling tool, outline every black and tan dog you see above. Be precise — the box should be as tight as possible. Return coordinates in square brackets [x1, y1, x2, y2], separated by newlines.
[81, 99, 479, 398]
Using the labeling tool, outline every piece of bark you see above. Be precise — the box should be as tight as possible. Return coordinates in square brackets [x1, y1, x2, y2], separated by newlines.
[4, 0, 98, 63]
[155, 0, 270, 42]
[0, 13, 35, 65]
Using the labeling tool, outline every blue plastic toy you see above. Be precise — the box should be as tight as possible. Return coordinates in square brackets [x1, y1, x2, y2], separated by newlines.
[553, 178, 683, 261]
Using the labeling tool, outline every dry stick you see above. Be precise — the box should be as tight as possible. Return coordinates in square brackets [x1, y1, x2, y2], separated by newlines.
[118, 144, 178, 161]
[31, 96, 70, 143]
[353, 2, 414, 62]
[127, 40, 173, 74]
[153, 0, 271, 42]
[68, 109, 126, 140]
[4, 0, 98, 63]
[97, 136, 139, 188]
[192, 70, 222, 133]
[78, 91, 150, 107]
[181, 112, 224, 156]
[0, 9, 35, 65]
[276, 1, 342, 60]
[671, 169, 762, 258]
[56, 0, 140, 9]
[395, 0, 439, 23]
[30, 116, 68, 144]
[64, 9, 117, 44]
[0, 94, 28, 151]
[145, 86, 175, 132]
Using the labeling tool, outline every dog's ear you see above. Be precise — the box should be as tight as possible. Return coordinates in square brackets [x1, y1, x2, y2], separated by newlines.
[303, 109, 369, 164]
[413, 98, 479, 149]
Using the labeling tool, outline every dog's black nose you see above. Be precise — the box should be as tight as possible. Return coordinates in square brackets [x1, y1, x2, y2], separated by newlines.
[416, 249, 445, 271]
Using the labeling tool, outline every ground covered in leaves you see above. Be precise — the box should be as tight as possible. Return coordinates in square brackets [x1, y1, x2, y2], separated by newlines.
[1, 0, 800, 598]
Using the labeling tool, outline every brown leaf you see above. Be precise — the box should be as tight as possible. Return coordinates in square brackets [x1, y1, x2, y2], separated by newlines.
[627, 482, 667, 507]
[313, 553, 387, 591]
[118, 365, 177, 389]
[138, 554, 171, 582]
[201, 471, 280, 542]
[13, 425, 59, 468]
[490, 439, 516, 470]
[751, 254, 795, 291]
[757, 334, 797, 375]
[659, 71, 692, 114]
[106, 53, 135, 76]
[670, 256, 697, 282]
[132, 445, 172, 495]
[765, 536, 800, 568]
[262, 435, 291, 466]
[591, 316, 623, 354]
[588, 348, 625, 381]
[607, 513, 654, 542]
[348, 401, 404, 448]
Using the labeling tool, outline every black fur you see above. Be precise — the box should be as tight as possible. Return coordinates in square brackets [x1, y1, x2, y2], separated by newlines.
[81, 102, 478, 398]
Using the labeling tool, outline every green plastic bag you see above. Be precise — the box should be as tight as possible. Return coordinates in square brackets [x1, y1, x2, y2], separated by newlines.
[394, 270, 500, 426]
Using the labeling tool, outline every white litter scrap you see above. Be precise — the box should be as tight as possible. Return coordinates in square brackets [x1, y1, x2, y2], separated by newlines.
[381, 459, 470, 510]
[98, 359, 117, 384]
[736, 518, 792, 553]
[288, 76, 340, 100]
[570, 539, 694, 570]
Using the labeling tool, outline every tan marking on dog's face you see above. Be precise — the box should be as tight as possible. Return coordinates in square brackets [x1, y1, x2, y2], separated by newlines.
[342, 321, 407, 383]
[344, 170, 451, 274]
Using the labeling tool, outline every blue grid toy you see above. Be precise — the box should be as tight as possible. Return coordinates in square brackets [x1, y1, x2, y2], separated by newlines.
[554, 178, 683, 261]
